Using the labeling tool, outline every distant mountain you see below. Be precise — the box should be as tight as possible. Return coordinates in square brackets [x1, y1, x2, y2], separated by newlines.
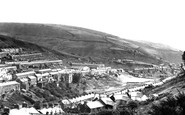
[0, 23, 182, 68]
[138, 40, 179, 51]
[122, 39, 183, 64]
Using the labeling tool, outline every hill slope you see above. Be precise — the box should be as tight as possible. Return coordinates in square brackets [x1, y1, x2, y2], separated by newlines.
[0, 23, 182, 67]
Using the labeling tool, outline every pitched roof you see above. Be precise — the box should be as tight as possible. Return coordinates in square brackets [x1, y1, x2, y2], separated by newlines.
[9, 107, 40, 115]
[100, 97, 114, 106]
[0, 81, 19, 87]
[87, 101, 104, 109]
[16, 71, 35, 77]
[114, 94, 130, 101]
[28, 76, 36, 80]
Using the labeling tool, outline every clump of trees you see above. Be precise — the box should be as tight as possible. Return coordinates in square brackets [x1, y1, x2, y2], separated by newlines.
[5, 90, 29, 105]
[148, 92, 185, 115]
[29, 81, 81, 103]
[30, 86, 57, 102]
[43, 82, 79, 98]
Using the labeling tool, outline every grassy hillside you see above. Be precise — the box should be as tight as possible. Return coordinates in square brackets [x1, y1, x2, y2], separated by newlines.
[125, 39, 183, 64]
[0, 23, 182, 68]
[133, 72, 185, 115]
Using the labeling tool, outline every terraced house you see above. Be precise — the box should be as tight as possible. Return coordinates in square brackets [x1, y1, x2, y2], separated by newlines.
[0, 81, 20, 99]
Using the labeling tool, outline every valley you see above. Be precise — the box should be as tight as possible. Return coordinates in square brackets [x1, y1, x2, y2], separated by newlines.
[0, 23, 184, 115]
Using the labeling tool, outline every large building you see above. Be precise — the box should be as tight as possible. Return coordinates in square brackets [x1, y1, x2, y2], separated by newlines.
[58, 70, 73, 83]
[15, 71, 36, 90]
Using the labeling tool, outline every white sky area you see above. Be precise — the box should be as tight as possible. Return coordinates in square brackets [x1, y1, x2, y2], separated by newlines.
[0, 0, 185, 50]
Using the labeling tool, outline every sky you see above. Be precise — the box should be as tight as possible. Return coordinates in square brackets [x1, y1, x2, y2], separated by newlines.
[0, 0, 185, 50]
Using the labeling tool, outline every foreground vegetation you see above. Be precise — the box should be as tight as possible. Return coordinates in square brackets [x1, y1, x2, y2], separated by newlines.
[148, 92, 185, 115]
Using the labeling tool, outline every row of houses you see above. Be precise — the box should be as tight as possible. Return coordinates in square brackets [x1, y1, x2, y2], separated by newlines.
[0, 48, 48, 64]
[0, 48, 23, 54]
[62, 92, 142, 114]
[0, 70, 72, 99]
[70, 62, 105, 69]
[5, 59, 63, 70]
[0, 81, 20, 96]
[3, 102, 63, 115]
[62, 81, 167, 114]
[15, 68, 76, 89]
[128, 65, 180, 78]
[69, 62, 113, 76]
[0, 66, 89, 96]
[11, 53, 43, 61]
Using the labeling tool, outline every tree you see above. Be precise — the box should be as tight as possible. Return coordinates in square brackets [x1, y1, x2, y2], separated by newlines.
[127, 101, 138, 115]
[72, 73, 82, 83]
[180, 51, 185, 74]
[34, 101, 41, 109]
[182, 51, 185, 64]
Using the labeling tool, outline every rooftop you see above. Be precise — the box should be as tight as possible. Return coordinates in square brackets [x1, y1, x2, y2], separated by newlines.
[0, 81, 19, 87]
[20, 60, 63, 65]
[16, 71, 35, 77]
[87, 101, 104, 109]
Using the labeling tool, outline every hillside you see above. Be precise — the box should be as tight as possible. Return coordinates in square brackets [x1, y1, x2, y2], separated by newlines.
[125, 40, 182, 64]
[0, 23, 182, 68]
[142, 73, 185, 97]
[132, 72, 185, 115]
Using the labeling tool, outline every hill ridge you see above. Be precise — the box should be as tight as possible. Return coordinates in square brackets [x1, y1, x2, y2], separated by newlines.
[0, 23, 182, 66]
